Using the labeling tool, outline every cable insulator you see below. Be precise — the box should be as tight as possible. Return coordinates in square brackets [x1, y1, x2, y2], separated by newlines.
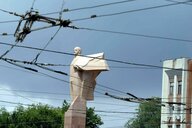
[63, 9, 69, 12]
[2, 33, 8, 36]
[90, 15, 97, 18]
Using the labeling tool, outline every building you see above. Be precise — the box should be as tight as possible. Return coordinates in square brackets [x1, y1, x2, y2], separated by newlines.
[161, 58, 192, 128]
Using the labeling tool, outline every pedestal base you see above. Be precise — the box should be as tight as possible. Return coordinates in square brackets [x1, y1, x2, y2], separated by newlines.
[64, 96, 86, 128]
[64, 111, 86, 128]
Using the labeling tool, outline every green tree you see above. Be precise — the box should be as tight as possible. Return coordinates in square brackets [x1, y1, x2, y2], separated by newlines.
[125, 98, 161, 128]
[0, 107, 10, 128]
[86, 108, 103, 128]
[8, 104, 63, 128]
[0, 100, 103, 128]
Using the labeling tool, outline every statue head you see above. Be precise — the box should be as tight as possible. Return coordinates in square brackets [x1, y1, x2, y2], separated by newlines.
[74, 47, 81, 55]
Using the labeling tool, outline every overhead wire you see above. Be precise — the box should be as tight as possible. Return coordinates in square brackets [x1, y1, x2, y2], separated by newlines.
[0, 0, 190, 123]
[0, 61, 157, 105]
[1, 17, 192, 44]
[31, 0, 65, 62]
[64, 108, 180, 118]
[69, 108, 137, 115]
[0, 2, 38, 61]
[0, 20, 19, 24]
[31, 63, 112, 95]
[0, 100, 33, 106]
[0, 87, 171, 112]
[2, 22, 192, 44]
[0, 4, 71, 43]
[104, 58, 192, 72]
[0, 0, 191, 107]
[0, 63, 38, 74]
[30, 0, 36, 11]
[0, 57, 68, 67]
[0, 42, 191, 84]
[0, 91, 189, 125]
[0, 65, 79, 105]
[0, 118, 191, 127]
[108, 96, 192, 114]
[166, 0, 192, 5]
[71, 1, 190, 22]
[0, 93, 133, 107]
[3, 59, 38, 72]
[0, 44, 191, 98]
[34, 62, 128, 95]
[0, 58, 39, 108]
[0, 57, 153, 96]
[0, 8, 23, 18]
[0, 33, 14, 36]
[0, 88, 67, 96]
[0, 1, 189, 24]
[35, 64, 68, 75]
[3, 57, 138, 101]
[1, 21, 191, 44]
[59, 0, 65, 19]
[4, 62, 158, 69]
[75, 27, 192, 44]
[97, 114, 131, 120]
[0, 63, 73, 85]
[0, 88, 106, 100]
[0, 101, 186, 126]
[3, 56, 189, 108]
[42, 0, 137, 15]
[1, 57, 112, 96]
[0, 99, 138, 117]
[0, 55, 178, 70]
[0, 97, 189, 116]
[0, 43, 191, 73]
[32, 26, 62, 62]
[42, 0, 192, 16]
[0, 42, 19, 58]
[0, 8, 14, 14]
[0, 86, 39, 104]
[0, 58, 71, 87]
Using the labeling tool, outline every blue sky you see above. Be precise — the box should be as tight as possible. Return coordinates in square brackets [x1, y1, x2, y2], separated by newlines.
[0, 0, 192, 127]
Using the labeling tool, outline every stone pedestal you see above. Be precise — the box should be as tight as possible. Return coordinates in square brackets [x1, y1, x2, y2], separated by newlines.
[64, 96, 86, 128]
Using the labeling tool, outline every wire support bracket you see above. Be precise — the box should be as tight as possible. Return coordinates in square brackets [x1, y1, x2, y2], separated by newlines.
[14, 10, 71, 42]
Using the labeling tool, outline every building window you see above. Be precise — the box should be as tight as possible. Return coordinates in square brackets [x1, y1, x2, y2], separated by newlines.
[169, 82, 174, 95]
[178, 81, 182, 95]
[168, 125, 172, 128]
[177, 105, 181, 115]
[176, 125, 180, 128]
[169, 104, 174, 115]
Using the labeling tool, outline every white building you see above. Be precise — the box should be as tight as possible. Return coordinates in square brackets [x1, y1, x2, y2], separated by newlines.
[161, 58, 192, 128]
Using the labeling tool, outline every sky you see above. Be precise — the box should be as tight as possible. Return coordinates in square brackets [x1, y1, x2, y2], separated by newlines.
[0, 0, 192, 127]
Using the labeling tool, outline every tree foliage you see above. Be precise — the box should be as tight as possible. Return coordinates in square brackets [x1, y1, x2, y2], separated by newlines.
[0, 100, 103, 128]
[86, 108, 103, 128]
[125, 98, 161, 128]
